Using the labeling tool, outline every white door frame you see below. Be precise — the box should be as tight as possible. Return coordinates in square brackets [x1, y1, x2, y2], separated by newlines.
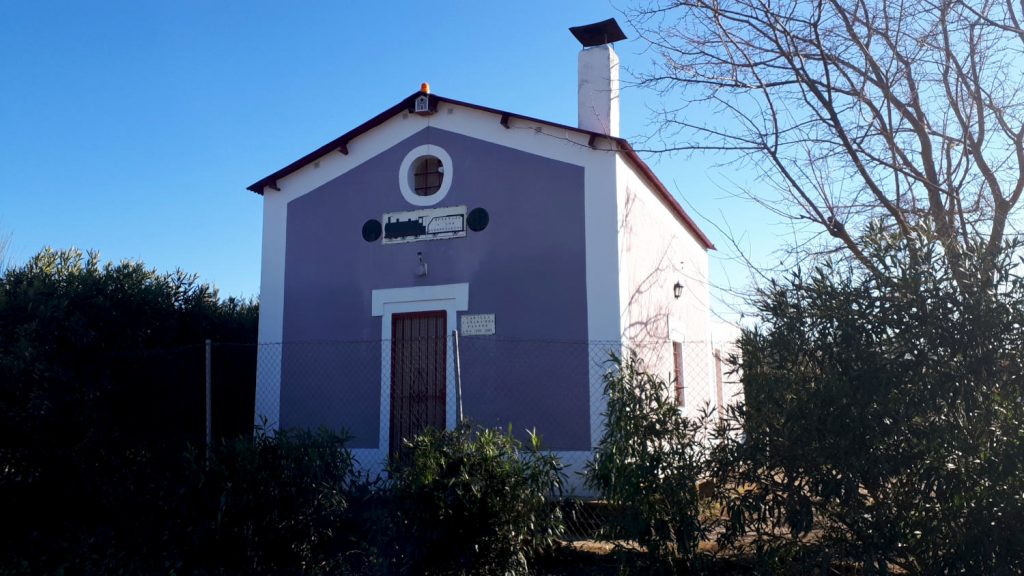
[356, 283, 469, 470]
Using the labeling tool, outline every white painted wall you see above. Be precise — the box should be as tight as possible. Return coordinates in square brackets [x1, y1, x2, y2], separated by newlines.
[615, 155, 714, 417]
[578, 45, 620, 137]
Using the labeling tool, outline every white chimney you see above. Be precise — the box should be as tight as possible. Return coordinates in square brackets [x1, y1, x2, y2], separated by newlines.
[570, 18, 627, 137]
[578, 44, 620, 137]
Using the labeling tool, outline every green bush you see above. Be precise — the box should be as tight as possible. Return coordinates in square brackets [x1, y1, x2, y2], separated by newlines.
[382, 424, 566, 575]
[712, 227, 1024, 574]
[164, 425, 372, 575]
[0, 426, 372, 575]
[585, 353, 711, 571]
[0, 247, 258, 574]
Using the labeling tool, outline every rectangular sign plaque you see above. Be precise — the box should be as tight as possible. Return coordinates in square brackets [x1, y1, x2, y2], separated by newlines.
[461, 314, 495, 336]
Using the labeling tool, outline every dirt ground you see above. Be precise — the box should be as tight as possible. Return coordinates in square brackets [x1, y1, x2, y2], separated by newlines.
[534, 538, 871, 575]
[534, 539, 752, 575]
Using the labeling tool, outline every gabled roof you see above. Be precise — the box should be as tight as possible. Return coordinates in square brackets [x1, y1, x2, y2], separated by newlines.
[247, 92, 715, 250]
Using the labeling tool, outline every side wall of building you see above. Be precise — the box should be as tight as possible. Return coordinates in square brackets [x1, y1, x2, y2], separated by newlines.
[615, 156, 715, 415]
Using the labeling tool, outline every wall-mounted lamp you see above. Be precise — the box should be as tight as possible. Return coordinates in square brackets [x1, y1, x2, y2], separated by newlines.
[416, 252, 429, 277]
[673, 281, 684, 299]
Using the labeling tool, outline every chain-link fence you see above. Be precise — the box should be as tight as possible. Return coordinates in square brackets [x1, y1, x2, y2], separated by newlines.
[173, 335, 743, 537]
[202, 337, 736, 474]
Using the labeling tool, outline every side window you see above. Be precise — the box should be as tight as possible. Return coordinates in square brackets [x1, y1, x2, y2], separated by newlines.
[673, 341, 684, 407]
[714, 349, 724, 417]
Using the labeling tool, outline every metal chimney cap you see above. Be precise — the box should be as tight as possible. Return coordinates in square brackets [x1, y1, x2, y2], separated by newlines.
[569, 18, 627, 47]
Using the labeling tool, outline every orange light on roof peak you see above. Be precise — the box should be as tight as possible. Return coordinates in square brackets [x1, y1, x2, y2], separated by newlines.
[420, 82, 430, 94]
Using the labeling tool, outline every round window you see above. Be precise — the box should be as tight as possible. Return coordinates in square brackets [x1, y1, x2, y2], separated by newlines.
[399, 145, 454, 206]
[412, 155, 444, 196]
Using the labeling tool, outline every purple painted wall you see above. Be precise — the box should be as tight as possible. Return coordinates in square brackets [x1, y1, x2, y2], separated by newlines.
[280, 127, 591, 449]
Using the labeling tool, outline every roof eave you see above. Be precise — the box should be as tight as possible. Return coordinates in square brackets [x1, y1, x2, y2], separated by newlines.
[245, 93, 715, 251]
[246, 92, 622, 194]
[616, 141, 716, 251]
[246, 92, 423, 193]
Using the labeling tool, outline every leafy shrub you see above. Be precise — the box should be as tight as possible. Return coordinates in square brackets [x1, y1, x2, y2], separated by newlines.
[0, 247, 257, 459]
[165, 425, 373, 575]
[1, 426, 371, 575]
[0, 247, 258, 574]
[585, 353, 711, 571]
[382, 424, 566, 575]
[712, 228, 1024, 574]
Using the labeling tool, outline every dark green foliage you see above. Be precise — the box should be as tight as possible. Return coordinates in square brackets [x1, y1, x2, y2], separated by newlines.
[0, 247, 258, 574]
[0, 247, 257, 467]
[382, 424, 567, 575]
[711, 227, 1024, 574]
[585, 353, 710, 571]
[164, 426, 371, 575]
[4, 427, 370, 575]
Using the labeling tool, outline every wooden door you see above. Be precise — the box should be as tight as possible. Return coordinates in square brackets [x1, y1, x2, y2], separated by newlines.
[390, 311, 447, 457]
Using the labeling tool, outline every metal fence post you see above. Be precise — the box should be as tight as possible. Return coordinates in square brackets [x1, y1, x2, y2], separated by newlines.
[452, 330, 463, 424]
[205, 339, 212, 455]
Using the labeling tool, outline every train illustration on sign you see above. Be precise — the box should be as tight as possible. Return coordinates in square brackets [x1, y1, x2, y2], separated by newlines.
[382, 206, 467, 244]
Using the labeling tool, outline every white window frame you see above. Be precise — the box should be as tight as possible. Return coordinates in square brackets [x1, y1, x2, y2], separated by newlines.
[398, 144, 454, 206]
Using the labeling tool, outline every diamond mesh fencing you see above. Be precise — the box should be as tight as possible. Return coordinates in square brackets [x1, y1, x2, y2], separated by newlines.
[204, 335, 742, 536]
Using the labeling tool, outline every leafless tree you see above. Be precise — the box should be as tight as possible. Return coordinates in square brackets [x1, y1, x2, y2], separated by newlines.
[627, 0, 1024, 287]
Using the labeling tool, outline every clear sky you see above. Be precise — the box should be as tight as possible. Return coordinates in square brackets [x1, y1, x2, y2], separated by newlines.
[1, 1, 781, 321]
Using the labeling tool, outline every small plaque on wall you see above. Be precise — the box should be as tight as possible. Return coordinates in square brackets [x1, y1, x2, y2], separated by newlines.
[461, 314, 495, 336]
[382, 205, 467, 244]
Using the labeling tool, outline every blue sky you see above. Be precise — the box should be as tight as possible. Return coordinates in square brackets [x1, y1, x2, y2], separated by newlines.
[1, 1, 780, 320]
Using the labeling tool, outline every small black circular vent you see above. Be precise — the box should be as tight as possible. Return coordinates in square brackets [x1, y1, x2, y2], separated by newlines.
[362, 219, 382, 242]
[467, 208, 489, 232]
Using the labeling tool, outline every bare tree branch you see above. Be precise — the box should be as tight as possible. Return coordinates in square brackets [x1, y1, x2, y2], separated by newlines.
[627, 0, 1024, 287]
